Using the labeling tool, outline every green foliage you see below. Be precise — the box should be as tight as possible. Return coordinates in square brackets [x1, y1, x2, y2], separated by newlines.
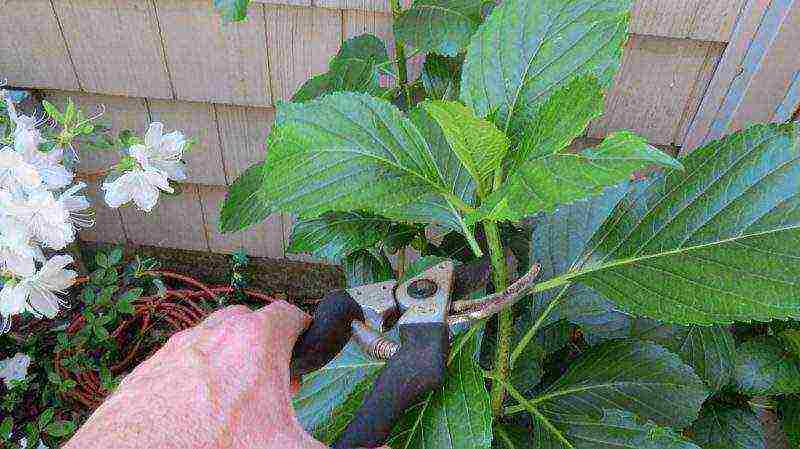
[778, 395, 800, 447]
[293, 34, 391, 102]
[568, 123, 800, 325]
[213, 0, 250, 22]
[687, 404, 765, 449]
[734, 338, 800, 396]
[394, 0, 484, 56]
[388, 331, 492, 449]
[460, 0, 630, 135]
[216, 0, 800, 446]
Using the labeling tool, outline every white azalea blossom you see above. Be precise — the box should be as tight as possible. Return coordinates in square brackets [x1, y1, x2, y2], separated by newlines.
[0, 255, 76, 320]
[132, 122, 188, 181]
[102, 168, 173, 212]
[0, 218, 43, 277]
[18, 139, 73, 190]
[0, 146, 41, 192]
[0, 352, 31, 387]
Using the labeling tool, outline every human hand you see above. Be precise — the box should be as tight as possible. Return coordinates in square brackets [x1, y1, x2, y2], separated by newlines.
[63, 301, 327, 449]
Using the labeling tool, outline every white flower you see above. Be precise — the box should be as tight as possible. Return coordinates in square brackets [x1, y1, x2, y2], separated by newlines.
[17, 139, 73, 191]
[0, 353, 31, 387]
[0, 146, 41, 192]
[130, 122, 187, 181]
[0, 184, 91, 250]
[0, 255, 76, 320]
[0, 217, 44, 277]
[102, 168, 172, 212]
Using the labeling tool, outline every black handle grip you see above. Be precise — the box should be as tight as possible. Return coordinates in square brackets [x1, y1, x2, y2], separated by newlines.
[291, 290, 365, 378]
[334, 322, 449, 449]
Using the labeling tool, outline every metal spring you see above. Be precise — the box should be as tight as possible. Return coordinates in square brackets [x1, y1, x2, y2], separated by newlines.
[351, 321, 400, 360]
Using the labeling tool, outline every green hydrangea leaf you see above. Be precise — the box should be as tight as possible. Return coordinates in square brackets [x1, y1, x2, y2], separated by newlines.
[294, 341, 385, 444]
[288, 212, 392, 263]
[213, 0, 250, 22]
[422, 54, 462, 101]
[687, 404, 766, 449]
[394, 0, 484, 56]
[220, 163, 270, 232]
[461, 0, 630, 135]
[388, 330, 492, 449]
[734, 337, 800, 396]
[512, 340, 709, 428]
[631, 320, 736, 391]
[474, 131, 682, 222]
[421, 100, 509, 195]
[292, 34, 390, 102]
[561, 122, 800, 325]
[343, 250, 394, 287]
[778, 395, 800, 447]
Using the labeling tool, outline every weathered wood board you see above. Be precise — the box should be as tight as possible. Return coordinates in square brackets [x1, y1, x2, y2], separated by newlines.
[264, 5, 342, 101]
[155, 0, 273, 106]
[0, 0, 79, 90]
[52, 0, 173, 98]
[215, 105, 275, 181]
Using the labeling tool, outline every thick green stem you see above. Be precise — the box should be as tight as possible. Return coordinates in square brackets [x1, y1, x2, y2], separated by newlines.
[389, 0, 412, 107]
[485, 221, 510, 416]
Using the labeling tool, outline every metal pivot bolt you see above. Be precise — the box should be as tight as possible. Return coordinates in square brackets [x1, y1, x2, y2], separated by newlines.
[407, 278, 438, 299]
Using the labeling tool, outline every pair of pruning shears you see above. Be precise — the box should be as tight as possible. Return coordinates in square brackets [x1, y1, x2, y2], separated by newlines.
[290, 256, 541, 449]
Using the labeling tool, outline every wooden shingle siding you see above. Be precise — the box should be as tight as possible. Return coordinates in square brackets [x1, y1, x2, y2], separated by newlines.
[119, 185, 210, 250]
[79, 181, 128, 244]
[215, 104, 275, 181]
[155, 0, 273, 106]
[0, 0, 79, 90]
[198, 186, 285, 258]
[264, 5, 342, 101]
[146, 98, 227, 185]
[588, 36, 724, 146]
[51, 0, 173, 98]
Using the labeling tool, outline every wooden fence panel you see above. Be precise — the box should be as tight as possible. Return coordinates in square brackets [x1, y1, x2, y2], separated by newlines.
[588, 36, 724, 146]
[155, 0, 273, 106]
[264, 5, 342, 101]
[198, 186, 285, 258]
[215, 104, 275, 181]
[147, 99, 227, 185]
[52, 0, 173, 98]
[630, 0, 745, 42]
[0, 0, 79, 90]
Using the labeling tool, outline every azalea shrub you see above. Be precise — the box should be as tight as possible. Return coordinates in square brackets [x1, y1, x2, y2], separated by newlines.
[220, 0, 800, 447]
[0, 88, 191, 448]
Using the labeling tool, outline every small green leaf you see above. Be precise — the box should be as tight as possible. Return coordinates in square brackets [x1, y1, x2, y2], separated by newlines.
[0, 417, 11, 440]
[288, 212, 392, 263]
[45, 420, 76, 438]
[779, 329, 800, 357]
[734, 338, 800, 396]
[401, 255, 450, 282]
[519, 340, 709, 428]
[118, 288, 143, 303]
[474, 131, 682, 222]
[108, 247, 123, 265]
[292, 34, 389, 102]
[687, 404, 765, 449]
[41, 100, 63, 123]
[394, 0, 483, 56]
[93, 325, 110, 340]
[213, 0, 250, 22]
[117, 298, 135, 315]
[37, 408, 55, 430]
[421, 100, 509, 195]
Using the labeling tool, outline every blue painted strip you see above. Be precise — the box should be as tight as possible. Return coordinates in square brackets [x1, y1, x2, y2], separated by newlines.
[707, 0, 796, 140]
[773, 70, 800, 122]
